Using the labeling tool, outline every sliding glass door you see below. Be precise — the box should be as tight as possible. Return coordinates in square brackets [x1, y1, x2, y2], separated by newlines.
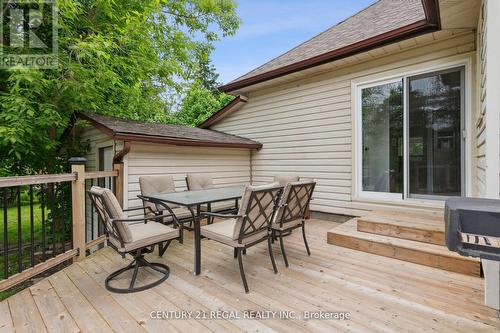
[361, 80, 403, 198]
[408, 69, 463, 197]
[359, 67, 464, 200]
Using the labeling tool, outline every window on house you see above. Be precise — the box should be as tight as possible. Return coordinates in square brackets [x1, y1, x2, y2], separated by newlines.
[358, 67, 464, 200]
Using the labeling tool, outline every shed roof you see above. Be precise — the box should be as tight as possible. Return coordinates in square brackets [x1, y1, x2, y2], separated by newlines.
[76, 112, 262, 149]
[220, 0, 440, 93]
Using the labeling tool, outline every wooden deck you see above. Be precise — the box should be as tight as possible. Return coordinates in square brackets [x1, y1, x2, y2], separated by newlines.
[1, 219, 499, 332]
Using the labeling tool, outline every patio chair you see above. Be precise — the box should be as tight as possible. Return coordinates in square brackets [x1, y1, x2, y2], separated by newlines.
[273, 175, 300, 186]
[186, 173, 238, 224]
[139, 175, 193, 226]
[271, 180, 316, 267]
[88, 186, 182, 293]
[201, 183, 283, 292]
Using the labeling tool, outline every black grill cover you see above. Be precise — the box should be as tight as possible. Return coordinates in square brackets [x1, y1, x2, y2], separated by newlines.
[445, 197, 500, 261]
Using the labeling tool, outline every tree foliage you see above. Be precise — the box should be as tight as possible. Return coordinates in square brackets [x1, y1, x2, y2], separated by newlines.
[0, 0, 239, 175]
[176, 57, 234, 126]
[177, 84, 234, 126]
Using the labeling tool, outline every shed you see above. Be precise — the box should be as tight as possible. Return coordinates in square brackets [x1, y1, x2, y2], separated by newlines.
[71, 112, 261, 212]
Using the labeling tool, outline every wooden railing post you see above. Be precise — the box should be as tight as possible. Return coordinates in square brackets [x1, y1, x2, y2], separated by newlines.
[114, 162, 124, 208]
[70, 157, 87, 261]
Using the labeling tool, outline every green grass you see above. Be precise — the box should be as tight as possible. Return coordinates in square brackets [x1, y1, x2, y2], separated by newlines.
[0, 205, 45, 300]
[0, 205, 43, 247]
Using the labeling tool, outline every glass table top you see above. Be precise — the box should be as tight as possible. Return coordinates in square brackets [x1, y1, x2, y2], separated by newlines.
[144, 185, 245, 207]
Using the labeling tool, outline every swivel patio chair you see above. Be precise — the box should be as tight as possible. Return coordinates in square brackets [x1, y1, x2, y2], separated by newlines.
[186, 173, 238, 224]
[88, 186, 182, 293]
[200, 183, 283, 292]
[271, 181, 316, 267]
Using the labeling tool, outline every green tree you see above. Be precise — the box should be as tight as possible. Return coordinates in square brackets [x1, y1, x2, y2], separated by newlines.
[196, 56, 222, 94]
[177, 84, 233, 126]
[0, 0, 239, 175]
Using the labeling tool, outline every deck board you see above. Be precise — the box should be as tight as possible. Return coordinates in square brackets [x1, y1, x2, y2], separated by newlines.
[1, 219, 499, 332]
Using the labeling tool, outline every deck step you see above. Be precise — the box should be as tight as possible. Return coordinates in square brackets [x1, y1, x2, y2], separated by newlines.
[327, 219, 481, 277]
[357, 210, 445, 245]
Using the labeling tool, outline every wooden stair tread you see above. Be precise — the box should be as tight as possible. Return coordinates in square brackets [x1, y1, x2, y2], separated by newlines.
[360, 210, 444, 227]
[331, 220, 467, 259]
[357, 210, 445, 245]
[358, 215, 444, 232]
[327, 219, 481, 277]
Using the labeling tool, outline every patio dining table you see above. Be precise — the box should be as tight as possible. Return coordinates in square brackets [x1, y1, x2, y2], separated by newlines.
[142, 185, 245, 275]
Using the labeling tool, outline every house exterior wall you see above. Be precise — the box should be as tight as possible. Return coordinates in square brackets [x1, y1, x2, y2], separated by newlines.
[79, 126, 115, 172]
[212, 31, 477, 216]
[125, 142, 251, 212]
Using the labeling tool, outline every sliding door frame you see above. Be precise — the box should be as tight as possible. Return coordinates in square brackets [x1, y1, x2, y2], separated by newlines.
[353, 57, 472, 203]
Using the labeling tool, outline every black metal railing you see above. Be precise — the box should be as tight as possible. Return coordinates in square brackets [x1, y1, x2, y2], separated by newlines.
[0, 180, 72, 281]
[0, 163, 121, 292]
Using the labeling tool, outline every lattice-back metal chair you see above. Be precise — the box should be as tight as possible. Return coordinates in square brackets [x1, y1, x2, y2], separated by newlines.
[200, 183, 283, 292]
[186, 173, 238, 225]
[88, 186, 182, 293]
[272, 181, 316, 267]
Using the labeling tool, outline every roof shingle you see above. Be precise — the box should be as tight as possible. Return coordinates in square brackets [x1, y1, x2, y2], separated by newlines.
[222, 0, 430, 91]
[77, 113, 262, 149]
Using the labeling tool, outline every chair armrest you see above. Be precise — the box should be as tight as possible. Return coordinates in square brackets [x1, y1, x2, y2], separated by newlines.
[202, 211, 244, 219]
[123, 205, 149, 212]
[112, 215, 162, 224]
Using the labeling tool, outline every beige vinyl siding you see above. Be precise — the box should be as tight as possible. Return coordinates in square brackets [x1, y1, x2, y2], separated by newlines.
[213, 31, 476, 217]
[126, 142, 251, 212]
[475, 1, 487, 196]
[79, 126, 115, 172]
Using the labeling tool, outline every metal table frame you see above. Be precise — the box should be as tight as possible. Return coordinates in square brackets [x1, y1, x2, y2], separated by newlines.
[142, 186, 244, 275]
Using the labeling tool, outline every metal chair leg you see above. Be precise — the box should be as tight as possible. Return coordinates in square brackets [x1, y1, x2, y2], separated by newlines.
[129, 261, 140, 289]
[267, 236, 278, 274]
[159, 240, 171, 257]
[279, 231, 289, 267]
[301, 222, 311, 256]
[237, 248, 249, 293]
[234, 248, 238, 258]
[105, 253, 170, 293]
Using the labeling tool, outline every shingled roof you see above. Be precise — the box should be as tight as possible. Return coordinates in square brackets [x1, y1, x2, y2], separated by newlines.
[220, 0, 440, 92]
[76, 113, 262, 149]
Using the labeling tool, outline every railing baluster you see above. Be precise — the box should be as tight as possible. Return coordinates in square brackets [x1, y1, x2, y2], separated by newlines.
[41, 184, 46, 261]
[84, 179, 87, 243]
[3, 188, 8, 279]
[17, 187, 22, 273]
[50, 183, 56, 257]
[29, 185, 34, 267]
[91, 178, 94, 240]
[61, 183, 65, 253]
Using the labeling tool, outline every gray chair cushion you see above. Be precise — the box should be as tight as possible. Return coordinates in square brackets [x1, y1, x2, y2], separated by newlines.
[273, 175, 299, 186]
[272, 180, 315, 228]
[160, 207, 193, 222]
[139, 175, 179, 216]
[200, 200, 237, 213]
[186, 173, 214, 190]
[109, 222, 179, 252]
[90, 186, 133, 243]
[200, 218, 267, 247]
[233, 182, 280, 240]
